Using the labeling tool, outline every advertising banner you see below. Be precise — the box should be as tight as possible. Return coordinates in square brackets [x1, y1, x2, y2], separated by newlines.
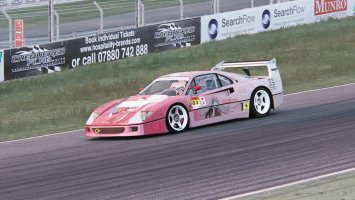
[347, 0, 355, 16]
[66, 18, 200, 68]
[201, 0, 315, 43]
[201, 8, 261, 42]
[262, 0, 314, 30]
[15, 19, 24, 48]
[201, 0, 355, 43]
[3, 41, 67, 80]
[3, 18, 200, 81]
[314, 0, 348, 21]
[0, 49, 4, 82]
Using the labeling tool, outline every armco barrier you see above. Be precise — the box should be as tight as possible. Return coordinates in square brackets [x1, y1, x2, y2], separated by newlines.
[201, 0, 355, 43]
[0, 49, 4, 82]
[2, 0, 355, 82]
[2, 18, 200, 81]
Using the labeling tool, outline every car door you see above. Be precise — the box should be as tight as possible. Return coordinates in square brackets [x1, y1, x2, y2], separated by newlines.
[186, 74, 232, 123]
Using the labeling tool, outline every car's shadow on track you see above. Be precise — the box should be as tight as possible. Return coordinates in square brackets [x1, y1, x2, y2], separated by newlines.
[188, 111, 284, 129]
[87, 111, 285, 141]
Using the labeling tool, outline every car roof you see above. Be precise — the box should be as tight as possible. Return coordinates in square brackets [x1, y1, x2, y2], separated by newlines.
[160, 70, 246, 80]
[161, 71, 216, 78]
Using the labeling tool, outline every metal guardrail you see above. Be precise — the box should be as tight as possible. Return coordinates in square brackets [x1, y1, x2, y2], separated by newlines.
[0, 0, 292, 49]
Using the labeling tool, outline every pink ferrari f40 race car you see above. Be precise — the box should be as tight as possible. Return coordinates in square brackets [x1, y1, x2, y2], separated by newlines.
[86, 59, 283, 137]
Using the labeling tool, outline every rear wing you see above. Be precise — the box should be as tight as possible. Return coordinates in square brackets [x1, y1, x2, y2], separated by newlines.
[211, 58, 278, 78]
[211, 58, 283, 94]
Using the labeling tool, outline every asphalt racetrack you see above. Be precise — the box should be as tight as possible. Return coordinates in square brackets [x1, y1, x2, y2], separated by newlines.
[0, 84, 355, 200]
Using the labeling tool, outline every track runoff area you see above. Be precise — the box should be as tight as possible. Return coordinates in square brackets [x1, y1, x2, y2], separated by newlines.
[221, 167, 355, 200]
[222, 83, 355, 200]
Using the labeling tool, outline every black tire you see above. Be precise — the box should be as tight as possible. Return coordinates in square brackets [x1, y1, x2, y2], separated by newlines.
[250, 87, 272, 118]
[166, 104, 189, 133]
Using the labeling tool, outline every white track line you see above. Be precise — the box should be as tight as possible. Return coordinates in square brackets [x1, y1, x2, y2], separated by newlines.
[0, 129, 84, 144]
[1, 82, 354, 144]
[284, 82, 355, 96]
[220, 167, 355, 200]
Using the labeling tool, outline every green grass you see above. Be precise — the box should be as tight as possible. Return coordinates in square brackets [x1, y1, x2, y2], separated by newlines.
[240, 170, 355, 200]
[0, 17, 354, 141]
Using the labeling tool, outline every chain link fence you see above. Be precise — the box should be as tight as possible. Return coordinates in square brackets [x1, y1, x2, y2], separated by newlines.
[0, 0, 293, 49]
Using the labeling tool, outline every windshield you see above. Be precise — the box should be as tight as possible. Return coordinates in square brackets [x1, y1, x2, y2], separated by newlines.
[139, 77, 189, 96]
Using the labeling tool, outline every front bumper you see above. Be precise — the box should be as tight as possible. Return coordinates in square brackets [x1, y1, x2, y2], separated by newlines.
[86, 118, 168, 137]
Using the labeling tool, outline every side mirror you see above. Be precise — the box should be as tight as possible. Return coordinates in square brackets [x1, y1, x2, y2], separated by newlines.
[193, 85, 202, 92]
[138, 87, 144, 95]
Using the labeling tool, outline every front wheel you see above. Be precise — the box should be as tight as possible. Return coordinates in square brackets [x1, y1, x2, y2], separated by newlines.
[250, 88, 271, 118]
[166, 104, 189, 133]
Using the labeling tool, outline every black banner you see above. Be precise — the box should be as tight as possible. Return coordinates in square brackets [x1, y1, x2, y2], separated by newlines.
[66, 17, 200, 68]
[3, 18, 200, 81]
[3, 41, 68, 80]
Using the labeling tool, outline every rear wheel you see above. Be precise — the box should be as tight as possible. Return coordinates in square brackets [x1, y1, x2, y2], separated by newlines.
[166, 105, 189, 133]
[250, 87, 271, 118]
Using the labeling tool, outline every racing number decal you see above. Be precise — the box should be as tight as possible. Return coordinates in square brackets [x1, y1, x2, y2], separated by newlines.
[242, 102, 249, 111]
[191, 96, 201, 109]
[191, 96, 207, 110]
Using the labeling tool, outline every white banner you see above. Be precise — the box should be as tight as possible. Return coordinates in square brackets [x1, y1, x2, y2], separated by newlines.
[201, 0, 354, 43]
[0, 49, 4, 82]
[348, 0, 355, 16]
[201, 7, 262, 42]
[265, 0, 314, 30]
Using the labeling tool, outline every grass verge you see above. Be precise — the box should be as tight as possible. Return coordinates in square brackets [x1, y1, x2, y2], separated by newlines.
[239, 170, 355, 200]
[0, 17, 354, 141]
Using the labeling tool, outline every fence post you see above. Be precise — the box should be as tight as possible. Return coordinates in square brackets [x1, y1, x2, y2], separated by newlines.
[136, 0, 139, 27]
[93, 1, 103, 33]
[48, 0, 54, 42]
[2, 10, 12, 48]
[217, 0, 219, 13]
[140, 1, 144, 26]
[179, 0, 183, 19]
[212, 0, 215, 14]
[136, 0, 144, 27]
[211, 0, 219, 14]
[48, 0, 55, 42]
[54, 9, 59, 41]
[251, 0, 254, 7]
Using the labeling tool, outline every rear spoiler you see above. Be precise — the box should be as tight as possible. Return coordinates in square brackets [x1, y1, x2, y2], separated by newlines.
[211, 58, 278, 77]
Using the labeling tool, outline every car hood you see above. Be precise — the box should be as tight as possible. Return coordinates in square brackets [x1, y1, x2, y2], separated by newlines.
[93, 95, 170, 125]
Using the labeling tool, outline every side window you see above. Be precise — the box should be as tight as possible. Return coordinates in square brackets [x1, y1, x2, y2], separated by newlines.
[187, 74, 221, 95]
[218, 74, 233, 87]
[186, 79, 196, 95]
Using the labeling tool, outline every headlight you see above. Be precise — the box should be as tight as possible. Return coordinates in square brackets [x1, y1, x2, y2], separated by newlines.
[86, 111, 100, 125]
[141, 111, 153, 122]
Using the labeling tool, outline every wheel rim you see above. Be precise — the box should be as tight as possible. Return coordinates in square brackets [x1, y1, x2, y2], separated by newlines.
[168, 105, 188, 131]
[253, 90, 270, 115]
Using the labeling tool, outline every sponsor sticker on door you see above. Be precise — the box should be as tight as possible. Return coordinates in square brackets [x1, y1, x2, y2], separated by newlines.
[242, 102, 249, 111]
[191, 96, 207, 109]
